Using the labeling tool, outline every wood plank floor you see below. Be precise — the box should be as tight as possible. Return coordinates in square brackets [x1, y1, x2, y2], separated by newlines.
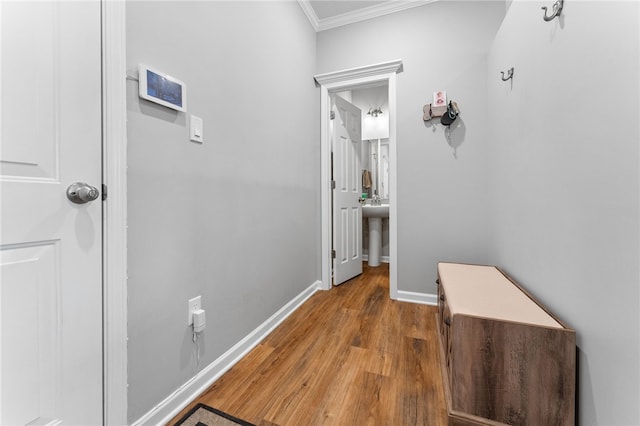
[168, 263, 448, 426]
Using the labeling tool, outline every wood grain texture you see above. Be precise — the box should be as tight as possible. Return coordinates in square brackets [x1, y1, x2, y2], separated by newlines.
[452, 316, 575, 426]
[168, 263, 448, 426]
[437, 263, 576, 426]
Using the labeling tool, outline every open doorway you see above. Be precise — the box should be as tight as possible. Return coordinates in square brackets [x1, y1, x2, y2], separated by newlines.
[314, 59, 403, 299]
[348, 85, 390, 269]
[331, 85, 390, 286]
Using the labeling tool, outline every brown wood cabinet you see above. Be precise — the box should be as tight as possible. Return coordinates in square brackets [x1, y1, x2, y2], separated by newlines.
[436, 262, 576, 426]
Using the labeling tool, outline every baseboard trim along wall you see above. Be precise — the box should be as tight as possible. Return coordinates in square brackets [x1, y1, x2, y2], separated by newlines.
[132, 280, 322, 426]
[397, 290, 437, 306]
[362, 254, 390, 263]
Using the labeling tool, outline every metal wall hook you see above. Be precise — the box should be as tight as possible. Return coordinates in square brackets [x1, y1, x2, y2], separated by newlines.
[500, 67, 514, 82]
[542, 0, 564, 21]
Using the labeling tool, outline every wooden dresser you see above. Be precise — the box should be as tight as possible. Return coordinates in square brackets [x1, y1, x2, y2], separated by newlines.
[436, 262, 576, 426]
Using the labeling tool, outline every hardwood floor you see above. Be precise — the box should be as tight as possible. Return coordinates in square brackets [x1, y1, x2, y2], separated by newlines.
[169, 263, 448, 426]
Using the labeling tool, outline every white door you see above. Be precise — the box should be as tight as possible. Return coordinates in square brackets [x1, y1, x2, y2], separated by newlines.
[332, 95, 363, 285]
[0, 1, 103, 425]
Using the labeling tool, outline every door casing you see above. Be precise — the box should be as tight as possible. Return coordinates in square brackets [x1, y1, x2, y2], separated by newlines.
[102, 1, 128, 424]
[314, 59, 403, 298]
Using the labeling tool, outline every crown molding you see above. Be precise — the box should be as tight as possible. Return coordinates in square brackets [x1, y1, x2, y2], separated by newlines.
[298, 0, 438, 32]
[297, 0, 319, 31]
[314, 59, 403, 87]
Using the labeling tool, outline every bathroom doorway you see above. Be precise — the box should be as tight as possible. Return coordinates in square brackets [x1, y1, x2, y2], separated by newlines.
[314, 60, 402, 299]
[349, 84, 390, 270]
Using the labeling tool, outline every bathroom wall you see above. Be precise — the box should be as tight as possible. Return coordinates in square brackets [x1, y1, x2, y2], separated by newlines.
[487, 1, 639, 424]
[351, 85, 391, 260]
[317, 1, 506, 293]
[352, 85, 390, 199]
[126, 1, 318, 422]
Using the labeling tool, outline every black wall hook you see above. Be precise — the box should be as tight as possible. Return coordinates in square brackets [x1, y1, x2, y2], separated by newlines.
[542, 0, 564, 21]
[500, 67, 514, 82]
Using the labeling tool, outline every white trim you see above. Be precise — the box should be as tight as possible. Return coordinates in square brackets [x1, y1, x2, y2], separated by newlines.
[319, 85, 332, 290]
[296, 0, 319, 31]
[131, 281, 321, 426]
[297, 0, 437, 32]
[362, 254, 390, 264]
[388, 72, 398, 300]
[397, 291, 438, 306]
[102, 1, 128, 424]
[314, 60, 402, 299]
[314, 59, 403, 87]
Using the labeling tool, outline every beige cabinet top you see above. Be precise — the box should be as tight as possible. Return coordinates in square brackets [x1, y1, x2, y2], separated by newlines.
[438, 262, 563, 329]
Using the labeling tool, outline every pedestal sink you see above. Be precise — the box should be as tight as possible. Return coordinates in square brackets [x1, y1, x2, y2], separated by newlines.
[362, 203, 389, 267]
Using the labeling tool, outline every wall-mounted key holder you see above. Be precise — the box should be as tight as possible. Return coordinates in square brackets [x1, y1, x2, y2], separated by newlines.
[423, 103, 448, 121]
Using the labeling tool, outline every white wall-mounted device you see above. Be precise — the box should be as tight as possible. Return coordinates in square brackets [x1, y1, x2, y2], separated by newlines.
[192, 309, 206, 333]
[138, 64, 187, 112]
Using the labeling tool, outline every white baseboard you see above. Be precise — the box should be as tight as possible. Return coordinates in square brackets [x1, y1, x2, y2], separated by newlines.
[132, 280, 322, 426]
[396, 290, 437, 306]
[362, 254, 390, 263]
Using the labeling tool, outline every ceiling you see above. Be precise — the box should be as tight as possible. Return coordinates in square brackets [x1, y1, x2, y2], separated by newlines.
[298, 0, 436, 31]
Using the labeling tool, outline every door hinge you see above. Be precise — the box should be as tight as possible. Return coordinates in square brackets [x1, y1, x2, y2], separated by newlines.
[331, 249, 336, 259]
[330, 111, 335, 120]
[331, 180, 336, 190]
[102, 184, 108, 201]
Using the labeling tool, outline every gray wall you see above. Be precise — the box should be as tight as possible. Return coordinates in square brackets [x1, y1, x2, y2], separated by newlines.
[125, 2, 319, 422]
[317, 1, 506, 293]
[487, 1, 639, 424]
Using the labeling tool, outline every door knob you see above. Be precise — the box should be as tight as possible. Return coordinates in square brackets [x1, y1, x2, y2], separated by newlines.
[67, 182, 100, 204]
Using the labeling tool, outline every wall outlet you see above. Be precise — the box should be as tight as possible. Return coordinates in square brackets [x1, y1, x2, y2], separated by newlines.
[188, 296, 201, 325]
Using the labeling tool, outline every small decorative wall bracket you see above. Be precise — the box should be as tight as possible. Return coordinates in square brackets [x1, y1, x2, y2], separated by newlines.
[500, 67, 514, 82]
[542, 0, 564, 21]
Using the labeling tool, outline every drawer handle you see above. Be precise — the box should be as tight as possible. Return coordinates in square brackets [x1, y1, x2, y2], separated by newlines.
[444, 317, 451, 326]
[439, 295, 445, 302]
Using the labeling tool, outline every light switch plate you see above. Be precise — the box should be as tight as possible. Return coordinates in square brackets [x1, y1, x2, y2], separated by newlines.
[190, 115, 203, 143]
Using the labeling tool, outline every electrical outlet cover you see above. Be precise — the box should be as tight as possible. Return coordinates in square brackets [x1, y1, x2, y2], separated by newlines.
[188, 296, 201, 325]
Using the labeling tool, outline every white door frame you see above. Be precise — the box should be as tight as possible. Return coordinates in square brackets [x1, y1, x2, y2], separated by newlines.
[102, 1, 128, 424]
[314, 59, 403, 298]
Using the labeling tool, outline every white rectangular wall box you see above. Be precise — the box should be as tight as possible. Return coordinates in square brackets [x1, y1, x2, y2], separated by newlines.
[190, 115, 203, 143]
[193, 309, 206, 332]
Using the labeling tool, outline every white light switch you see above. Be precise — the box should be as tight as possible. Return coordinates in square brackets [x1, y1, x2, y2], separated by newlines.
[190, 115, 203, 143]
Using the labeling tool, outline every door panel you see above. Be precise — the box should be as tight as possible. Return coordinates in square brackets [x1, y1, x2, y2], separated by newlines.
[0, 1, 103, 424]
[332, 95, 362, 285]
[1, 242, 60, 425]
[0, 2, 58, 181]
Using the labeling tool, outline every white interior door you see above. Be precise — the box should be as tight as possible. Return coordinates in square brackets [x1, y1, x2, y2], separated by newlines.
[0, 1, 103, 424]
[332, 95, 363, 285]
